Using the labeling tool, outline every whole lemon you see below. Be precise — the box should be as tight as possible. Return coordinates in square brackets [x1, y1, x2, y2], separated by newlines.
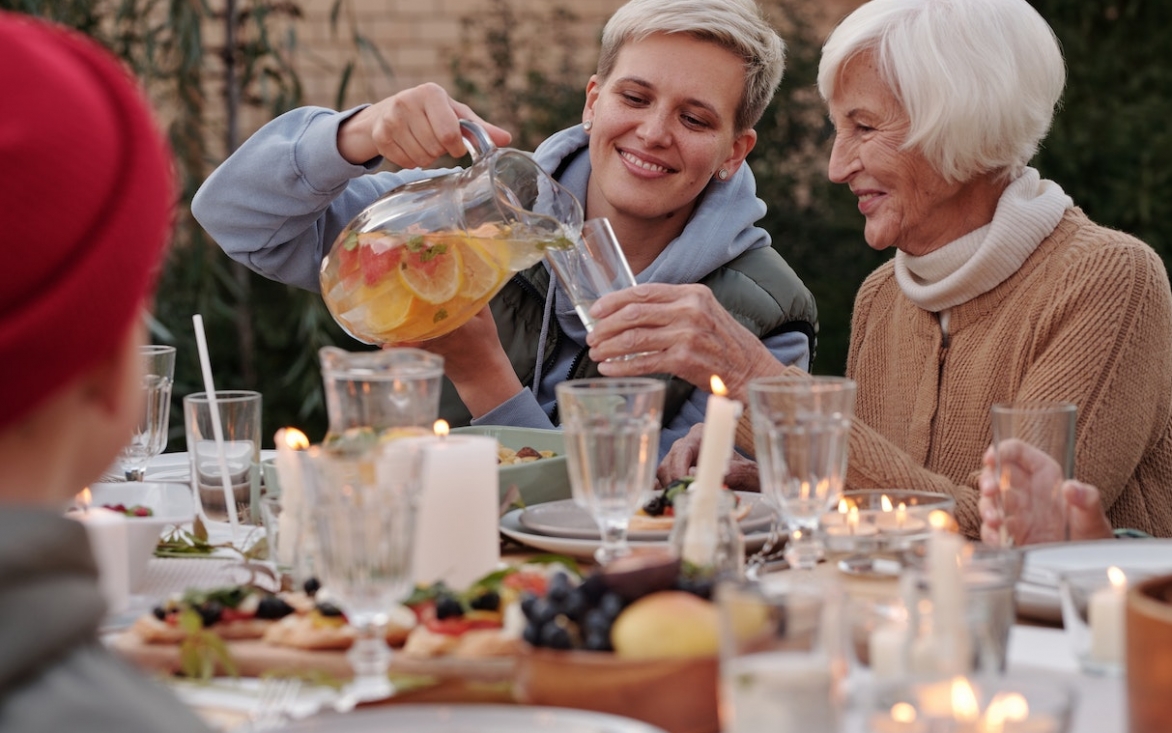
[611, 591, 720, 659]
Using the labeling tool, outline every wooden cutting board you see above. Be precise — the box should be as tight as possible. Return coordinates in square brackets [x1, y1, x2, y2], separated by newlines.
[109, 631, 516, 682]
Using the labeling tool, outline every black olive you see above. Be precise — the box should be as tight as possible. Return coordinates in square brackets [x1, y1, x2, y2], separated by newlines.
[152, 606, 167, 621]
[316, 601, 343, 617]
[255, 594, 296, 620]
[303, 577, 321, 596]
[435, 595, 465, 619]
[642, 493, 666, 516]
[469, 590, 500, 612]
[197, 600, 223, 627]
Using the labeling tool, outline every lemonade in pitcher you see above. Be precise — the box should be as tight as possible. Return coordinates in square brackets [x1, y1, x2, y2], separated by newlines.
[319, 121, 582, 346]
[321, 222, 567, 345]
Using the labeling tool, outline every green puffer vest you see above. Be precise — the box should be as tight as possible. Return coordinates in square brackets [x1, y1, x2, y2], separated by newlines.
[438, 245, 818, 428]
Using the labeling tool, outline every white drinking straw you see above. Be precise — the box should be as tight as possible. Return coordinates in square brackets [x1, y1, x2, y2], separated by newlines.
[192, 314, 241, 533]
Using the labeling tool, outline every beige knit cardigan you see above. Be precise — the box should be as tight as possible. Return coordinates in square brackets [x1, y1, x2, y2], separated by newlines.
[833, 207, 1172, 538]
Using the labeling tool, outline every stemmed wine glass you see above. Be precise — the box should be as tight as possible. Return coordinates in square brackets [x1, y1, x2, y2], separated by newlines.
[749, 375, 856, 570]
[118, 345, 176, 481]
[556, 378, 665, 565]
[300, 439, 423, 704]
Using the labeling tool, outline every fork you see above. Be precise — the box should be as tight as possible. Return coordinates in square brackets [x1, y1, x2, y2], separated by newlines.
[249, 677, 301, 732]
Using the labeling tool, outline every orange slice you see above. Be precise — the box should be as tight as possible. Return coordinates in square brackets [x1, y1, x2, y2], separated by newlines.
[362, 282, 413, 333]
[457, 236, 510, 301]
[399, 237, 461, 304]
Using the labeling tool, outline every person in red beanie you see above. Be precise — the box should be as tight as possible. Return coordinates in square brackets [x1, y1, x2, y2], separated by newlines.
[0, 12, 211, 733]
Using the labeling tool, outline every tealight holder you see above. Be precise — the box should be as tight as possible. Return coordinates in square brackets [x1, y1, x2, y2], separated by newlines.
[821, 490, 956, 577]
[866, 673, 1073, 733]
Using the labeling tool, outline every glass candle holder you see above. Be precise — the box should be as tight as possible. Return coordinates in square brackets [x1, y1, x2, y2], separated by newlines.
[822, 489, 956, 576]
[867, 673, 1073, 733]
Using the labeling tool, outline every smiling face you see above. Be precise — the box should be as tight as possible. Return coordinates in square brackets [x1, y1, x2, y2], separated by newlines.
[826, 53, 1001, 256]
[583, 33, 755, 243]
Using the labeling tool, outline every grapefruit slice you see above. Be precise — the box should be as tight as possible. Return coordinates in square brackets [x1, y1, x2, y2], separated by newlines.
[457, 236, 510, 301]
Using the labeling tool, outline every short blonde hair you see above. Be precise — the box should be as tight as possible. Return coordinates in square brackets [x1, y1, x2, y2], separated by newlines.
[597, 0, 786, 132]
[818, 0, 1065, 183]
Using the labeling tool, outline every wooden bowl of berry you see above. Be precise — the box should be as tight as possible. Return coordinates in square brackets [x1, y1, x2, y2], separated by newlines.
[513, 549, 721, 733]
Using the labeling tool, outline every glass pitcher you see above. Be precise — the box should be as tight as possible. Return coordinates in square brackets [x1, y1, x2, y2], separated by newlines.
[319, 346, 444, 446]
[320, 121, 584, 346]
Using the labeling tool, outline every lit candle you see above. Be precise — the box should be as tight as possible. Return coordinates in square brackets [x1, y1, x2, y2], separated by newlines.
[868, 619, 908, 680]
[411, 420, 500, 589]
[1089, 565, 1127, 665]
[273, 427, 309, 569]
[823, 501, 878, 537]
[873, 500, 927, 535]
[927, 510, 970, 675]
[69, 488, 130, 613]
[682, 376, 743, 568]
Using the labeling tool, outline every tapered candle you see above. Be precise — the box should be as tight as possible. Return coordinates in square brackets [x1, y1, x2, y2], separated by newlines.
[682, 376, 743, 567]
[273, 427, 309, 569]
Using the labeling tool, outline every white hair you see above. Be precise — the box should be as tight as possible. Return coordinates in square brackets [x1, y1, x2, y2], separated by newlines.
[817, 0, 1066, 183]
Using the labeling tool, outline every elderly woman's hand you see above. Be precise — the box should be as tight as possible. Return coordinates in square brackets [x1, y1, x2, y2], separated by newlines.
[338, 83, 512, 168]
[657, 422, 761, 492]
[978, 442, 1114, 545]
[586, 283, 784, 400]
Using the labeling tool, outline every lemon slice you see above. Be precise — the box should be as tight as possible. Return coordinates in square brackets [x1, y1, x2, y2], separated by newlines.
[363, 283, 413, 332]
[458, 236, 511, 301]
[399, 239, 461, 304]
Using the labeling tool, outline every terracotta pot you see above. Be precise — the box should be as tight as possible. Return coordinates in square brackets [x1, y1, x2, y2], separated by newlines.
[514, 648, 719, 733]
[1126, 572, 1172, 733]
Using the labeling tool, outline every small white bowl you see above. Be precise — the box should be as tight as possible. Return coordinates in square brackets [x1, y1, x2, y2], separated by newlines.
[87, 481, 194, 590]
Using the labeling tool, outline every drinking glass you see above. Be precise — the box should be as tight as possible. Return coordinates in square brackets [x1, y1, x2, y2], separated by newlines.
[749, 375, 856, 570]
[990, 401, 1076, 546]
[301, 439, 423, 703]
[545, 218, 638, 333]
[118, 344, 176, 481]
[556, 377, 665, 565]
[183, 390, 262, 526]
[717, 576, 843, 733]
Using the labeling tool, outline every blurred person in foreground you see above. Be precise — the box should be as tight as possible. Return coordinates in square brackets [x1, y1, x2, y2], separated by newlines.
[0, 13, 210, 733]
[655, 0, 1172, 540]
[191, 0, 817, 459]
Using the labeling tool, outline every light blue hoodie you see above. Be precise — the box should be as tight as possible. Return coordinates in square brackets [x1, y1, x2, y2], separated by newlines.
[193, 106, 813, 457]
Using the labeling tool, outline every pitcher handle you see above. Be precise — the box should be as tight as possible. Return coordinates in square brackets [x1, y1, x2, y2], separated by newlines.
[459, 120, 495, 161]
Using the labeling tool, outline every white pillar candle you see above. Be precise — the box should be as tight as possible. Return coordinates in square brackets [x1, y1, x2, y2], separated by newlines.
[1089, 566, 1127, 664]
[682, 376, 742, 567]
[411, 422, 500, 590]
[927, 511, 969, 675]
[869, 622, 908, 680]
[70, 498, 130, 614]
[273, 427, 309, 569]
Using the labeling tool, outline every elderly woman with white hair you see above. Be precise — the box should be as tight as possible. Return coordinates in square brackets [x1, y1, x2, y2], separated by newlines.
[654, 0, 1172, 541]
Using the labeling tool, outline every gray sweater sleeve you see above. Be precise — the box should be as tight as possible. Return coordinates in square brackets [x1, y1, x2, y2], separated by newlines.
[191, 105, 450, 292]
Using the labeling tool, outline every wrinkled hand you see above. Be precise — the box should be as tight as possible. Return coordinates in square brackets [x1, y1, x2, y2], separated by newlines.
[978, 441, 1113, 545]
[338, 83, 512, 168]
[396, 307, 522, 418]
[585, 283, 784, 400]
[657, 422, 760, 492]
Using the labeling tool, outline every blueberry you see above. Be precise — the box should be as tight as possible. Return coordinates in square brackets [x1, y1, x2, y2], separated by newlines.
[469, 590, 500, 612]
[578, 573, 607, 604]
[583, 629, 613, 652]
[519, 592, 540, 621]
[547, 572, 572, 603]
[435, 595, 464, 619]
[599, 591, 625, 620]
[582, 608, 611, 636]
[197, 601, 223, 627]
[255, 594, 295, 620]
[562, 588, 588, 623]
[523, 622, 542, 647]
[303, 577, 321, 596]
[526, 597, 557, 627]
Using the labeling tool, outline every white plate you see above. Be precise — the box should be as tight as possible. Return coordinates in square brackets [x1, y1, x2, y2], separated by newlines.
[282, 703, 668, 733]
[1016, 539, 1172, 622]
[143, 449, 278, 483]
[501, 507, 774, 560]
[518, 492, 773, 541]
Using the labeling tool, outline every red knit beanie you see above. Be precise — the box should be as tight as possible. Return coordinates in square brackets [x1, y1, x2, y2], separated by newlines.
[0, 12, 175, 430]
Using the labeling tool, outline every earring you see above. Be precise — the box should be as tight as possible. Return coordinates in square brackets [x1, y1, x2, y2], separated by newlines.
[717, 168, 730, 181]
[583, 120, 593, 132]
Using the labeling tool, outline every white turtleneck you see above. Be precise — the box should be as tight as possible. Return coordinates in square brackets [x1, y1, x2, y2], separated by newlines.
[894, 168, 1073, 331]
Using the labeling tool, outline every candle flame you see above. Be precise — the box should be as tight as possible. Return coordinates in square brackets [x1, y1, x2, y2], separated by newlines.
[929, 509, 953, 532]
[77, 487, 92, 511]
[710, 375, 728, 396]
[847, 505, 860, 533]
[434, 419, 450, 438]
[881, 494, 894, 512]
[890, 702, 917, 724]
[950, 677, 980, 721]
[282, 427, 310, 450]
[1108, 565, 1127, 589]
[985, 692, 1029, 725]
[837, 498, 850, 514]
